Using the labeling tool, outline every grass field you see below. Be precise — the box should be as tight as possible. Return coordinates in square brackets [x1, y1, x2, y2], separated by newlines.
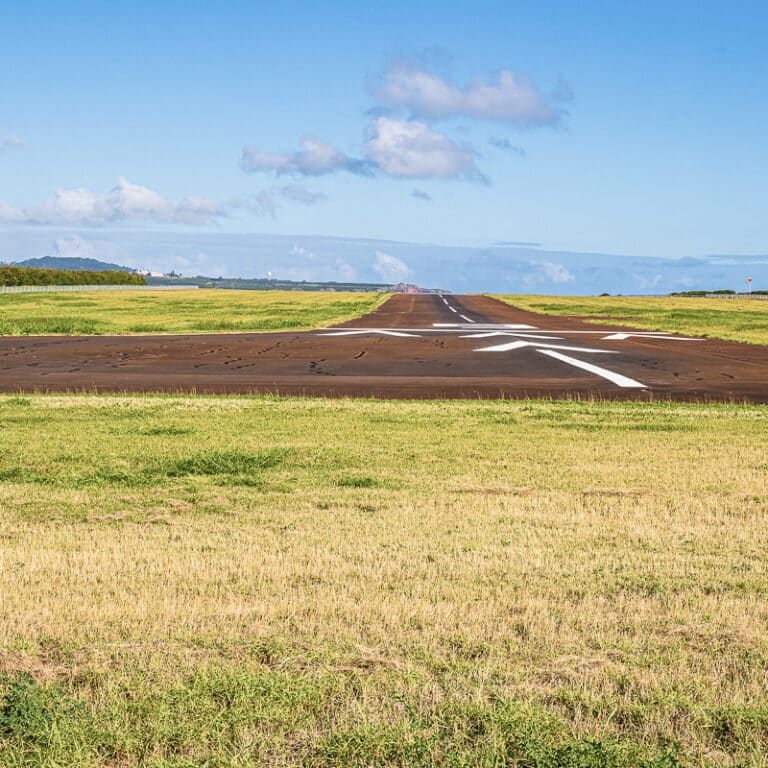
[493, 295, 768, 346]
[0, 290, 388, 335]
[1, 394, 767, 766]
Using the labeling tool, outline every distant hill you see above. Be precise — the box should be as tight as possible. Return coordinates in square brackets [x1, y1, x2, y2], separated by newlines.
[12, 256, 135, 272]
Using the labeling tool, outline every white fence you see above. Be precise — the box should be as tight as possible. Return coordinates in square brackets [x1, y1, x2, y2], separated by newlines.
[704, 293, 768, 300]
[0, 284, 199, 295]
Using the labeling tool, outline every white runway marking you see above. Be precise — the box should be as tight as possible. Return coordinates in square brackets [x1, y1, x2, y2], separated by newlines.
[460, 331, 564, 340]
[316, 322, 704, 390]
[600, 332, 700, 341]
[319, 330, 419, 338]
[476, 340, 617, 354]
[538, 350, 646, 388]
[448, 306, 458, 313]
[432, 323, 537, 330]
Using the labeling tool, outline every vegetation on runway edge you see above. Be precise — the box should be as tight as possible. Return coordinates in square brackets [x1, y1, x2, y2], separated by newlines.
[493, 294, 768, 346]
[0, 289, 389, 335]
[1, 394, 767, 766]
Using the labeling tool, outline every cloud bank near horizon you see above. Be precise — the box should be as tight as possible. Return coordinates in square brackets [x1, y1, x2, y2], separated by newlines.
[1, 229, 764, 296]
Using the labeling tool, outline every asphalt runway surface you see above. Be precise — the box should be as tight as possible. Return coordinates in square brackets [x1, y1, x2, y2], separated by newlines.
[1, 294, 766, 402]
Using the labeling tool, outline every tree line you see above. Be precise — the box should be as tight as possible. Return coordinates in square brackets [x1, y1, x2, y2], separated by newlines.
[0, 266, 146, 286]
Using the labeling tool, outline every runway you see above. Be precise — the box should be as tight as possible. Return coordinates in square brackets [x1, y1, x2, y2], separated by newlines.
[0, 294, 766, 401]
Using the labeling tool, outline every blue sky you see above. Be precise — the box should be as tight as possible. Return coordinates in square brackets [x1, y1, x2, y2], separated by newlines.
[1, 1, 767, 292]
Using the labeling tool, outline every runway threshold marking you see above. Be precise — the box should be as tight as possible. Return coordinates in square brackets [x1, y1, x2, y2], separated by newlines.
[538, 350, 646, 388]
[318, 330, 419, 338]
[476, 340, 617, 354]
[316, 322, 703, 389]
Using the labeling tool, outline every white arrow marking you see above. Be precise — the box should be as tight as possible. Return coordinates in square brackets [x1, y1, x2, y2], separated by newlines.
[538, 350, 646, 388]
[318, 330, 419, 338]
[476, 340, 617, 354]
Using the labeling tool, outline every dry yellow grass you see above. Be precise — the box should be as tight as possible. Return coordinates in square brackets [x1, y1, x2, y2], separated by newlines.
[0, 395, 767, 765]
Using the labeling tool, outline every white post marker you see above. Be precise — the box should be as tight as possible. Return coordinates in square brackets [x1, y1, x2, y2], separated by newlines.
[747, 276, 753, 296]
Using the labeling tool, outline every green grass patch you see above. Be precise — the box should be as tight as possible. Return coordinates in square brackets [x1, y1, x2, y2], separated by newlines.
[492, 294, 768, 345]
[0, 289, 389, 336]
[0, 394, 767, 765]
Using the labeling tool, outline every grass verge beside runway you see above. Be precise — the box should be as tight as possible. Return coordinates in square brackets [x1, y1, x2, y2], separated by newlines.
[1, 394, 767, 766]
[493, 294, 768, 346]
[0, 289, 389, 335]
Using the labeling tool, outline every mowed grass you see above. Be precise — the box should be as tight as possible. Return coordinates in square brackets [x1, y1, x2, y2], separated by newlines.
[0, 289, 389, 335]
[1, 395, 768, 766]
[493, 294, 768, 346]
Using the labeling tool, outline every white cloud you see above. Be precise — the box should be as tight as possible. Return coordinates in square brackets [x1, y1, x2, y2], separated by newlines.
[539, 261, 574, 284]
[0, 201, 25, 222]
[376, 63, 561, 126]
[1, 177, 222, 226]
[241, 137, 372, 177]
[365, 117, 480, 180]
[0, 134, 25, 153]
[334, 258, 357, 281]
[53, 236, 97, 259]
[289, 244, 315, 259]
[372, 251, 411, 283]
[230, 185, 325, 218]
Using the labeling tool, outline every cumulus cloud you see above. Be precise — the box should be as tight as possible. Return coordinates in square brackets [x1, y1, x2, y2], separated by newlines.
[243, 120, 482, 182]
[241, 137, 373, 177]
[365, 117, 481, 180]
[539, 261, 574, 284]
[372, 251, 411, 283]
[1, 177, 222, 226]
[276, 244, 357, 282]
[489, 137, 527, 157]
[0, 134, 25, 153]
[412, 189, 432, 201]
[289, 244, 315, 259]
[376, 62, 562, 126]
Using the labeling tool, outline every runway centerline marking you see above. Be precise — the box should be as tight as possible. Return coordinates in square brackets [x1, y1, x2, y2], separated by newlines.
[459, 314, 476, 323]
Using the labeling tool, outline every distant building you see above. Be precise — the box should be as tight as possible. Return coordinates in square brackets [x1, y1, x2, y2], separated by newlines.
[135, 269, 166, 278]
